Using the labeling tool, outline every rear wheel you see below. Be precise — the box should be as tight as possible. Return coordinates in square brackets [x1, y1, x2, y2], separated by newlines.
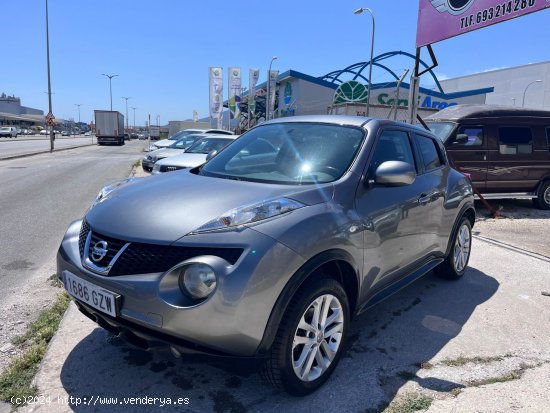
[535, 181, 550, 210]
[260, 277, 349, 396]
[435, 217, 472, 280]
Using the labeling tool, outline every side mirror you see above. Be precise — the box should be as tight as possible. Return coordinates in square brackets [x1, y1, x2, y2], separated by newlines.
[454, 133, 469, 144]
[375, 161, 416, 186]
[205, 150, 218, 161]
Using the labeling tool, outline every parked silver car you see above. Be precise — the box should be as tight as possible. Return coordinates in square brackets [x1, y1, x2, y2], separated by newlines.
[152, 135, 237, 174]
[142, 135, 204, 172]
[57, 116, 475, 395]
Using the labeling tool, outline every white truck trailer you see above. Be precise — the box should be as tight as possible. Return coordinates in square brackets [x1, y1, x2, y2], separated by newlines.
[94, 110, 125, 145]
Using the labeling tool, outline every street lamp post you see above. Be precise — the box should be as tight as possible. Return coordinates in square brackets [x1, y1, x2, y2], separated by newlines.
[75, 104, 82, 133]
[131, 107, 137, 129]
[101, 73, 118, 111]
[354, 7, 376, 117]
[522, 80, 542, 107]
[45, 0, 54, 152]
[266, 56, 278, 121]
[122, 96, 131, 131]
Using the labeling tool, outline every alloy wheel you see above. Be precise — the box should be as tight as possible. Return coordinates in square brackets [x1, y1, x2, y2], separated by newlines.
[292, 294, 344, 382]
[453, 223, 471, 273]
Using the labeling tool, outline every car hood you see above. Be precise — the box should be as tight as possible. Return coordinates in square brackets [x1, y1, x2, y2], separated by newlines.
[151, 148, 185, 158]
[85, 171, 334, 243]
[153, 140, 174, 148]
[157, 153, 207, 167]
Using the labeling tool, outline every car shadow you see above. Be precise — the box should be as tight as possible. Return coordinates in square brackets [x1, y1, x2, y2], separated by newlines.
[59, 266, 498, 412]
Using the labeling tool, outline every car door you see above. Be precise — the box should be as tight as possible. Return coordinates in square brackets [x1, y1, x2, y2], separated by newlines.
[445, 124, 487, 191]
[411, 133, 448, 254]
[355, 129, 433, 291]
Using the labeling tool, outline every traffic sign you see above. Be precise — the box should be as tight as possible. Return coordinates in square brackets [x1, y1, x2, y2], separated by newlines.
[46, 112, 55, 126]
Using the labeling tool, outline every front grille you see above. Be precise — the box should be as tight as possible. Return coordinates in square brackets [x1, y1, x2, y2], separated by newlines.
[159, 165, 185, 173]
[109, 244, 243, 276]
[78, 220, 243, 276]
[78, 219, 91, 257]
[86, 231, 127, 268]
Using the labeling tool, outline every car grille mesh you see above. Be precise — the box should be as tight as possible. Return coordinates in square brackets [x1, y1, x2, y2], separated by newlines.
[87, 232, 127, 268]
[78, 219, 91, 257]
[78, 220, 243, 276]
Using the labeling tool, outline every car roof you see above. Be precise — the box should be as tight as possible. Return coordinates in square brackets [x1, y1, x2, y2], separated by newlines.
[194, 134, 238, 140]
[265, 114, 372, 127]
[426, 104, 550, 121]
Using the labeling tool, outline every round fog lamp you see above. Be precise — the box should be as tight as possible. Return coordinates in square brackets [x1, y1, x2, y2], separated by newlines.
[179, 264, 217, 299]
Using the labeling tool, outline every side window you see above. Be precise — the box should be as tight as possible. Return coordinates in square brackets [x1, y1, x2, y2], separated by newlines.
[498, 127, 533, 155]
[546, 128, 550, 152]
[370, 130, 416, 174]
[453, 126, 484, 147]
[416, 135, 444, 172]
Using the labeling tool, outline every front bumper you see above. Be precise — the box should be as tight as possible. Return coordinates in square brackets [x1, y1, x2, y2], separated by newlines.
[57, 220, 305, 357]
[142, 158, 154, 172]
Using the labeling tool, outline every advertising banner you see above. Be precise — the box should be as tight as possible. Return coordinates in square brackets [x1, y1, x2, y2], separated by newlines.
[209, 67, 223, 128]
[268, 70, 279, 120]
[248, 69, 260, 117]
[417, 0, 550, 47]
[228, 67, 242, 119]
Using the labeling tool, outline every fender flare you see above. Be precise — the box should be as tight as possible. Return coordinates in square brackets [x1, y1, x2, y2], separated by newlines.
[255, 249, 360, 355]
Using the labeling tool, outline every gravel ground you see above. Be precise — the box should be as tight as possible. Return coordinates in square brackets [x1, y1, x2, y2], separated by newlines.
[473, 199, 550, 257]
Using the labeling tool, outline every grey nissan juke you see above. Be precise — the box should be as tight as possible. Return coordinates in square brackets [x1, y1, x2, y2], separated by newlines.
[57, 115, 475, 395]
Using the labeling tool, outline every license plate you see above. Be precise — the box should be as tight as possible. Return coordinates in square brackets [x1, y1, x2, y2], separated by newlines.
[63, 272, 118, 317]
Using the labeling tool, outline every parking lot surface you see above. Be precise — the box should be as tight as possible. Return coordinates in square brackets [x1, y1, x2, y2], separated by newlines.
[24, 232, 550, 412]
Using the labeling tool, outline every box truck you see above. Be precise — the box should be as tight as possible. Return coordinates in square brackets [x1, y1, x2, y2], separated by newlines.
[149, 125, 160, 141]
[94, 110, 125, 145]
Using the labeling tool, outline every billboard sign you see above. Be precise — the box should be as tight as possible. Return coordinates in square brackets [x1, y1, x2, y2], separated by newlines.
[228, 67, 242, 119]
[248, 69, 260, 116]
[417, 0, 550, 47]
[209, 67, 223, 128]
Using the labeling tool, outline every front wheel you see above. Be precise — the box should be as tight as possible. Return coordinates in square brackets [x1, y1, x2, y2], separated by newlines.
[260, 277, 349, 396]
[535, 181, 550, 210]
[435, 217, 472, 280]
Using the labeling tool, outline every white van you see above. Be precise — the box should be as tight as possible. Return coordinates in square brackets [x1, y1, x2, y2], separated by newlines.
[0, 126, 18, 138]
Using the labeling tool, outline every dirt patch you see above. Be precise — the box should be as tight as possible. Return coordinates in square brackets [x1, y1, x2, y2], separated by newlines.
[474, 199, 550, 257]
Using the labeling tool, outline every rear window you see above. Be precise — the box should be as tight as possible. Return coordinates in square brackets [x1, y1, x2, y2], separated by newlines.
[416, 135, 443, 172]
[498, 127, 533, 155]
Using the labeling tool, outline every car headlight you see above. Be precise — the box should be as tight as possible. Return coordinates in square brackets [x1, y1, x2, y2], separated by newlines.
[178, 264, 217, 299]
[92, 178, 136, 207]
[190, 197, 305, 234]
[152, 163, 161, 173]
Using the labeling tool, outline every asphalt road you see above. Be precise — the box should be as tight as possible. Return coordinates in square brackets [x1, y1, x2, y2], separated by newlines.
[0, 141, 146, 371]
[0, 136, 96, 158]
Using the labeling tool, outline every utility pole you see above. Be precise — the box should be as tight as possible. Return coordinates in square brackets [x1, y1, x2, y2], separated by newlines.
[102, 73, 118, 110]
[131, 107, 137, 129]
[45, 0, 54, 152]
[122, 96, 131, 131]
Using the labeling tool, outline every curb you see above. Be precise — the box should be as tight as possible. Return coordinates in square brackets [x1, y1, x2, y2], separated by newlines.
[0, 144, 95, 161]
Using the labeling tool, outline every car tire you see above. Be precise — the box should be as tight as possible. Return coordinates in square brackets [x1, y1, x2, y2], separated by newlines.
[435, 216, 472, 280]
[534, 181, 550, 210]
[260, 277, 349, 396]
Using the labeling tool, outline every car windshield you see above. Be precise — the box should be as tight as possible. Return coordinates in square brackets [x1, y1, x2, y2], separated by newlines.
[169, 130, 203, 140]
[199, 123, 365, 185]
[185, 137, 233, 154]
[425, 122, 456, 141]
[168, 136, 201, 149]
[0, 127, 9, 131]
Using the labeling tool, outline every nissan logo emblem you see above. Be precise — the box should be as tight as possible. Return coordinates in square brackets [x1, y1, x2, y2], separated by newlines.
[91, 240, 109, 262]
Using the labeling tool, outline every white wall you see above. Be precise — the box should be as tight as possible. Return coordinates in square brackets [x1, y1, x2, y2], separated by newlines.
[440, 61, 550, 109]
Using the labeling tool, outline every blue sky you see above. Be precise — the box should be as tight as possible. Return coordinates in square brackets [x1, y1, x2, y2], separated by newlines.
[3, 0, 549, 125]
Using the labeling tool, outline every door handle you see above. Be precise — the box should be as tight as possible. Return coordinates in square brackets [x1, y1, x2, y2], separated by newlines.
[418, 193, 432, 204]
